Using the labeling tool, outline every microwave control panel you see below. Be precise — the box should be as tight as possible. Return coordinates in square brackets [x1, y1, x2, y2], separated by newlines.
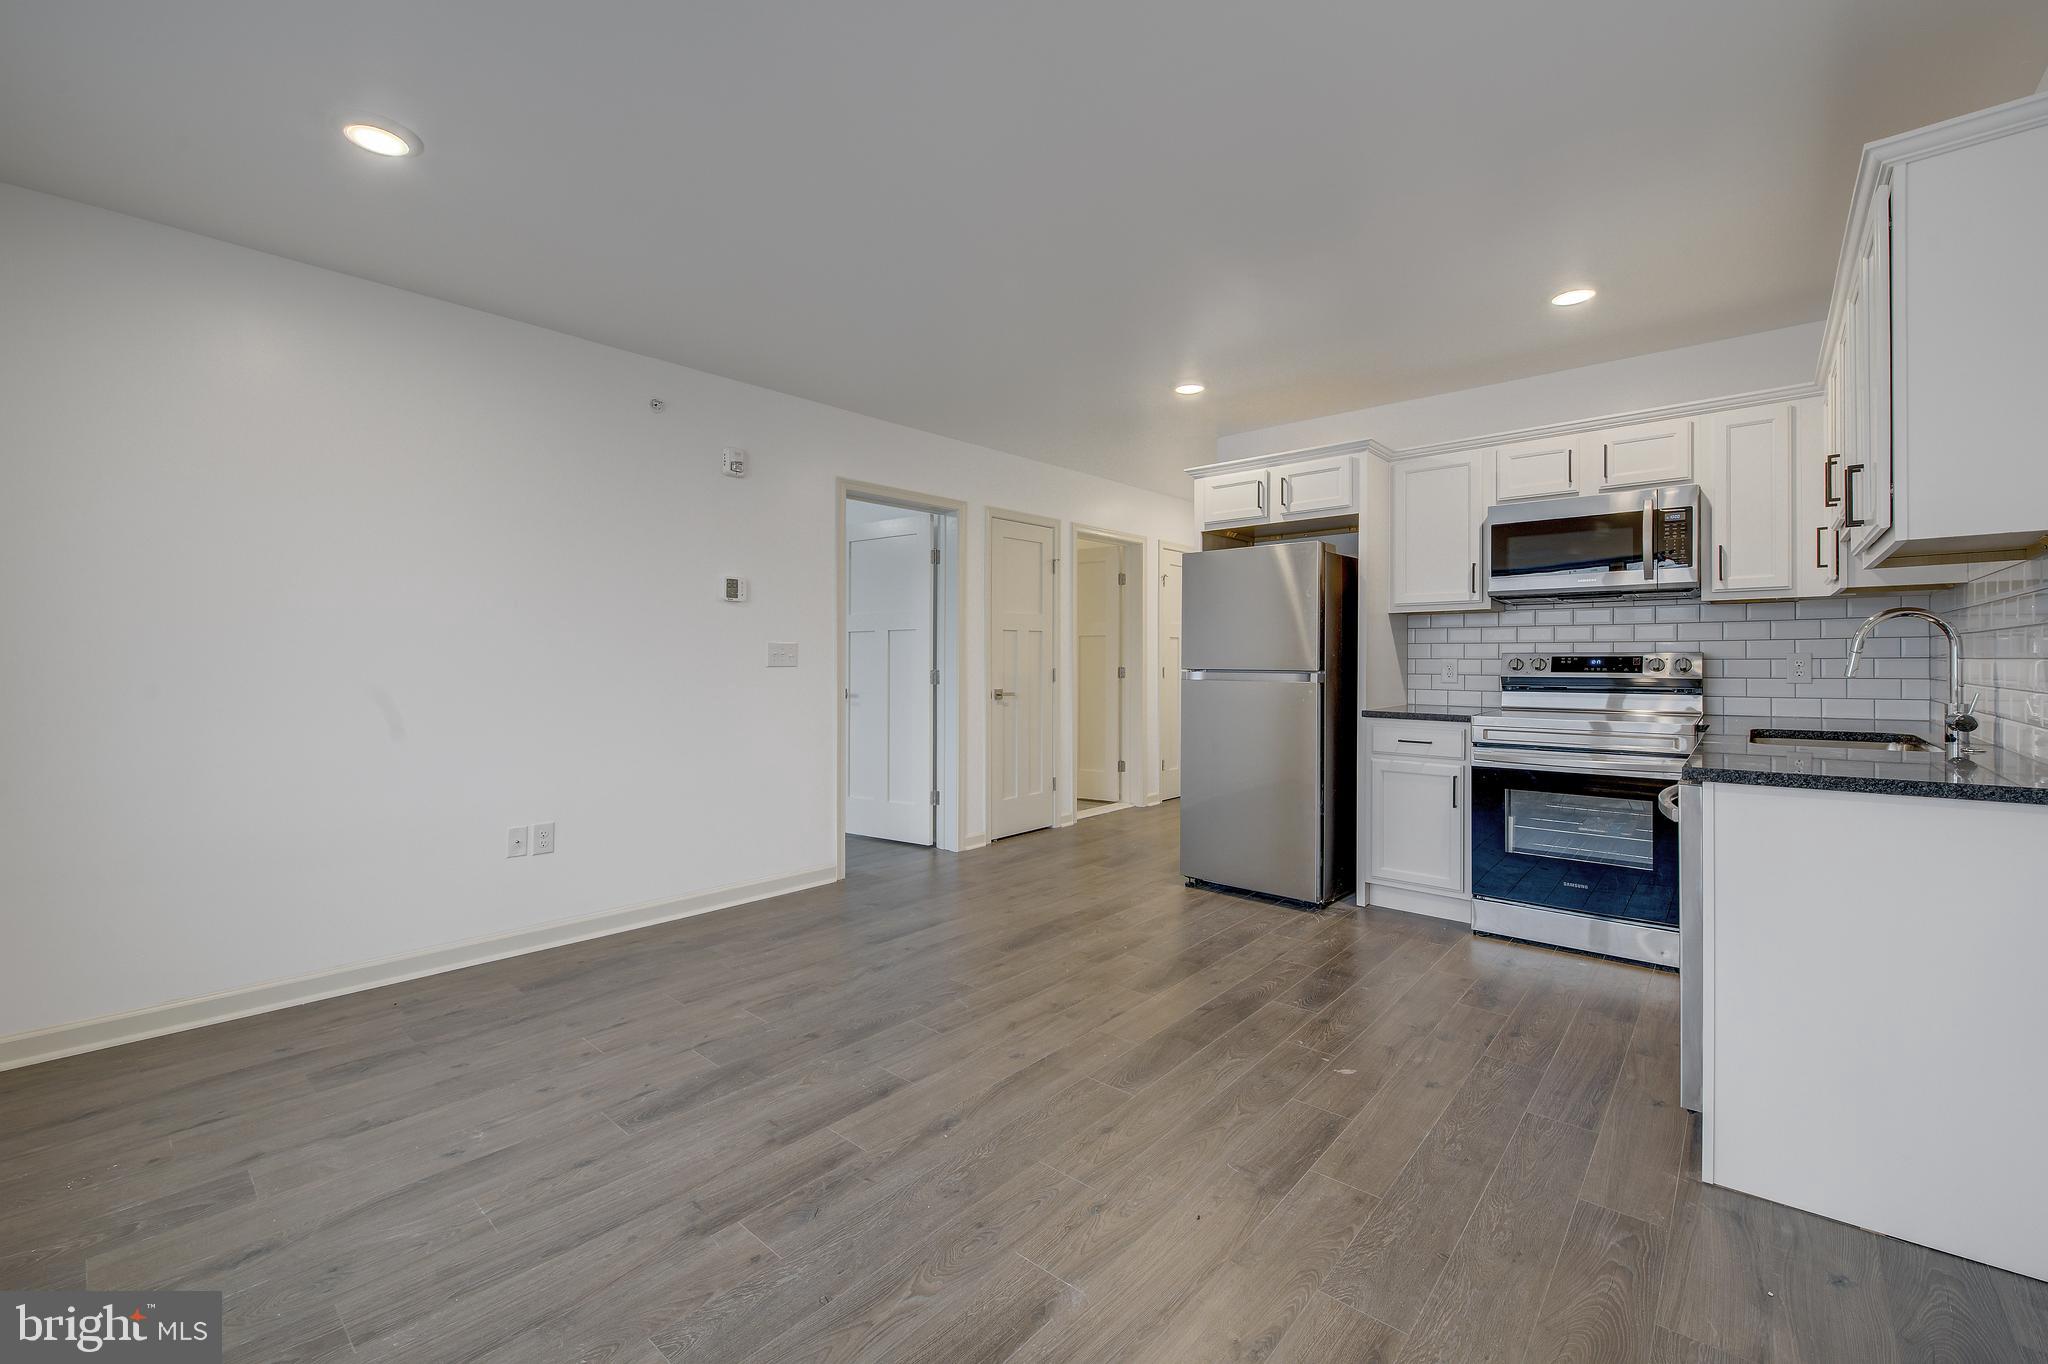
[1653, 507, 1694, 568]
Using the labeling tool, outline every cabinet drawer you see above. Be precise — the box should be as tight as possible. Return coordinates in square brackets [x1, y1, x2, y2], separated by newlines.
[1369, 721, 1469, 760]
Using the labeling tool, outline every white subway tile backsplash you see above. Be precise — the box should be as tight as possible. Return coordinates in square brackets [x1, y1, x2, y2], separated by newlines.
[1403, 590, 1951, 733]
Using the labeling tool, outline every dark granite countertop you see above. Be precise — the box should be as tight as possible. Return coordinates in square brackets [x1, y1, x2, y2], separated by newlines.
[1682, 722, 2048, 805]
[1360, 704, 1475, 724]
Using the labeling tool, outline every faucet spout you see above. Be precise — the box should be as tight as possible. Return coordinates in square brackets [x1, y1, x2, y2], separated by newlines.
[1844, 606, 1976, 763]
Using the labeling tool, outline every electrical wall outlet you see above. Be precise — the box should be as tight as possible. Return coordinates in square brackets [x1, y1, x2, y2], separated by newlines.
[768, 642, 798, 667]
[507, 825, 529, 857]
[532, 822, 555, 855]
[1790, 652, 1813, 684]
[1439, 657, 1460, 684]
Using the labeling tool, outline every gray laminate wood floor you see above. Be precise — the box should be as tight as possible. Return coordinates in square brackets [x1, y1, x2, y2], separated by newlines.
[3, 804, 2043, 1362]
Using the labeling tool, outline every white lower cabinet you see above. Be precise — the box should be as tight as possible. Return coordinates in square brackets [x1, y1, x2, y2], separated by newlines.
[1365, 753, 1468, 895]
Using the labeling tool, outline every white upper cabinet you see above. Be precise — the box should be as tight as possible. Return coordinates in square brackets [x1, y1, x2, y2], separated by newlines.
[1391, 449, 1487, 611]
[1195, 468, 1270, 528]
[1591, 417, 1694, 490]
[1493, 437, 1577, 501]
[1827, 98, 2048, 566]
[1194, 454, 1357, 529]
[1273, 453, 1358, 518]
[1702, 402, 1797, 600]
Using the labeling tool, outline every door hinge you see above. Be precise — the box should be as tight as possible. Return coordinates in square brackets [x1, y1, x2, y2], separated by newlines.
[1117, 572, 1127, 586]
[1161, 758, 1167, 771]
[1052, 558, 1059, 573]
[930, 548, 940, 565]
[929, 668, 940, 686]
[931, 790, 941, 807]
[1051, 666, 1057, 682]
[1117, 759, 1126, 773]
[1052, 776, 1058, 791]
[1117, 666, 1126, 679]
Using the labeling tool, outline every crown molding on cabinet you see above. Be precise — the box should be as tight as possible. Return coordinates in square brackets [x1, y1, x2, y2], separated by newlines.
[1188, 383, 1821, 477]
[1816, 90, 2048, 381]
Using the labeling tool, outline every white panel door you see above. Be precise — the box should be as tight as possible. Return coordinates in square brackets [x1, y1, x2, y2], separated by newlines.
[846, 514, 934, 844]
[1075, 541, 1121, 802]
[1391, 451, 1485, 610]
[989, 515, 1057, 839]
[1366, 758, 1466, 893]
[1703, 403, 1796, 600]
[1159, 548, 1184, 800]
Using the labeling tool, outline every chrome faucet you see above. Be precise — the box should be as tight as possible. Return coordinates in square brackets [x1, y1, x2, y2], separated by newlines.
[1844, 606, 1978, 763]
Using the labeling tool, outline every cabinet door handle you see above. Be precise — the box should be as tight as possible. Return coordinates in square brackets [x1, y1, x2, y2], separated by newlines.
[1823, 453, 1841, 507]
[1717, 545, 1727, 584]
[1397, 737, 1432, 745]
[1603, 444, 1610, 483]
[1469, 562, 1478, 595]
[1842, 463, 1866, 528]
[1814, 526, 1828, 570]
[1451, 775, 1459, 809]
[1280, 475, 1292, 509]
[1255, 480, 1267, 514]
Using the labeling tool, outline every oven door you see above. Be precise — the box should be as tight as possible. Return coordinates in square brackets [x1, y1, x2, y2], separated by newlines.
[1485, 485, 1698, 600]
[1469, 762, 1681, 965]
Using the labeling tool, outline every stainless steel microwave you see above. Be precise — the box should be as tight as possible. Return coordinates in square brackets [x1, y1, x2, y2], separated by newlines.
[1484, 484, 1700, 602]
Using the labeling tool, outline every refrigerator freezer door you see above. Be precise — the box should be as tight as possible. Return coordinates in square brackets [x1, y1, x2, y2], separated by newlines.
[1180, 673, 1326, 902]
[1182, 541, 1327, 673]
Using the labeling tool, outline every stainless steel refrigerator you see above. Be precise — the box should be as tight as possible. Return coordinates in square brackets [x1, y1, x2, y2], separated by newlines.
[1180, 541, 1356, 904]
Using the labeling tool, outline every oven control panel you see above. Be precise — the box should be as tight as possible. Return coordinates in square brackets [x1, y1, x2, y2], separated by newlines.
[1502, 652, 1702, 681]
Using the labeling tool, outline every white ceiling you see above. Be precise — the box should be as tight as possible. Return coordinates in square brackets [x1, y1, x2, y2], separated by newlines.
[3, 3, 2044, 496]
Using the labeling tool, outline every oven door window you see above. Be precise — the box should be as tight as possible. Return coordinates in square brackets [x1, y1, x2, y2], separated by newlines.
[1506, 789, 1655, 871]
[1491, 510, 1645, 578]
[1471, 767, 1678, 928]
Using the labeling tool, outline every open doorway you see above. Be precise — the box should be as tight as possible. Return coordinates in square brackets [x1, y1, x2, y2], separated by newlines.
[1073, 528, 1142, 818]
[839, 487, 962, 868]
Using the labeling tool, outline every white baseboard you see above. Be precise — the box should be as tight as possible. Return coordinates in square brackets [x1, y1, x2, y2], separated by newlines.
[1363, 882, 1476, 925]
[0, 864, 840, 1074]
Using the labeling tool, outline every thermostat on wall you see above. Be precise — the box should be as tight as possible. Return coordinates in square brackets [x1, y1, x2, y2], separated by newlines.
[721, 447, 749, 478]
[721, 575, 749, 603]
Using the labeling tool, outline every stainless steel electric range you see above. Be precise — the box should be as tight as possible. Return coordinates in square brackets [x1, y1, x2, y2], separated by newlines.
[1468, 651, 1704, 968]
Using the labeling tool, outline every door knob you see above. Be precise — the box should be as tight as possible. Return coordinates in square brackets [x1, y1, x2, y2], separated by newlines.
[992, 688, 1008, 700]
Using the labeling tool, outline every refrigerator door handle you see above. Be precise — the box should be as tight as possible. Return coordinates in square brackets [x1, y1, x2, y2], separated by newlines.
[1184, 669, 1324, 683]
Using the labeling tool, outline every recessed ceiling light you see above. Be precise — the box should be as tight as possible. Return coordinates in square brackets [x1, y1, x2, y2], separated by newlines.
[342, 121, 421, 158]
[1174, 383, 1206, 396]
[1550, 287, 1597, 307]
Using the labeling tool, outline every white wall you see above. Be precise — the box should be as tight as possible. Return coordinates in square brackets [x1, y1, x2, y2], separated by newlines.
[1214, 323, 1823, 462]
[0, 183, 1194, 1048]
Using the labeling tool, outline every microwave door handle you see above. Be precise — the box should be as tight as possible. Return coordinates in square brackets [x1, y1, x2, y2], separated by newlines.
[1642, 494, 1656, 582]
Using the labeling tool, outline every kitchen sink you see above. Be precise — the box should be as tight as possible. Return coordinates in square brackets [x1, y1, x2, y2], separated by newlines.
[1746, 729, 1934, 753]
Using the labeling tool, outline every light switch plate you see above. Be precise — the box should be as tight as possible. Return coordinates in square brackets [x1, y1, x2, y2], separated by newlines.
[507, 825, 529, 857]
[768, 642, 799, 667]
